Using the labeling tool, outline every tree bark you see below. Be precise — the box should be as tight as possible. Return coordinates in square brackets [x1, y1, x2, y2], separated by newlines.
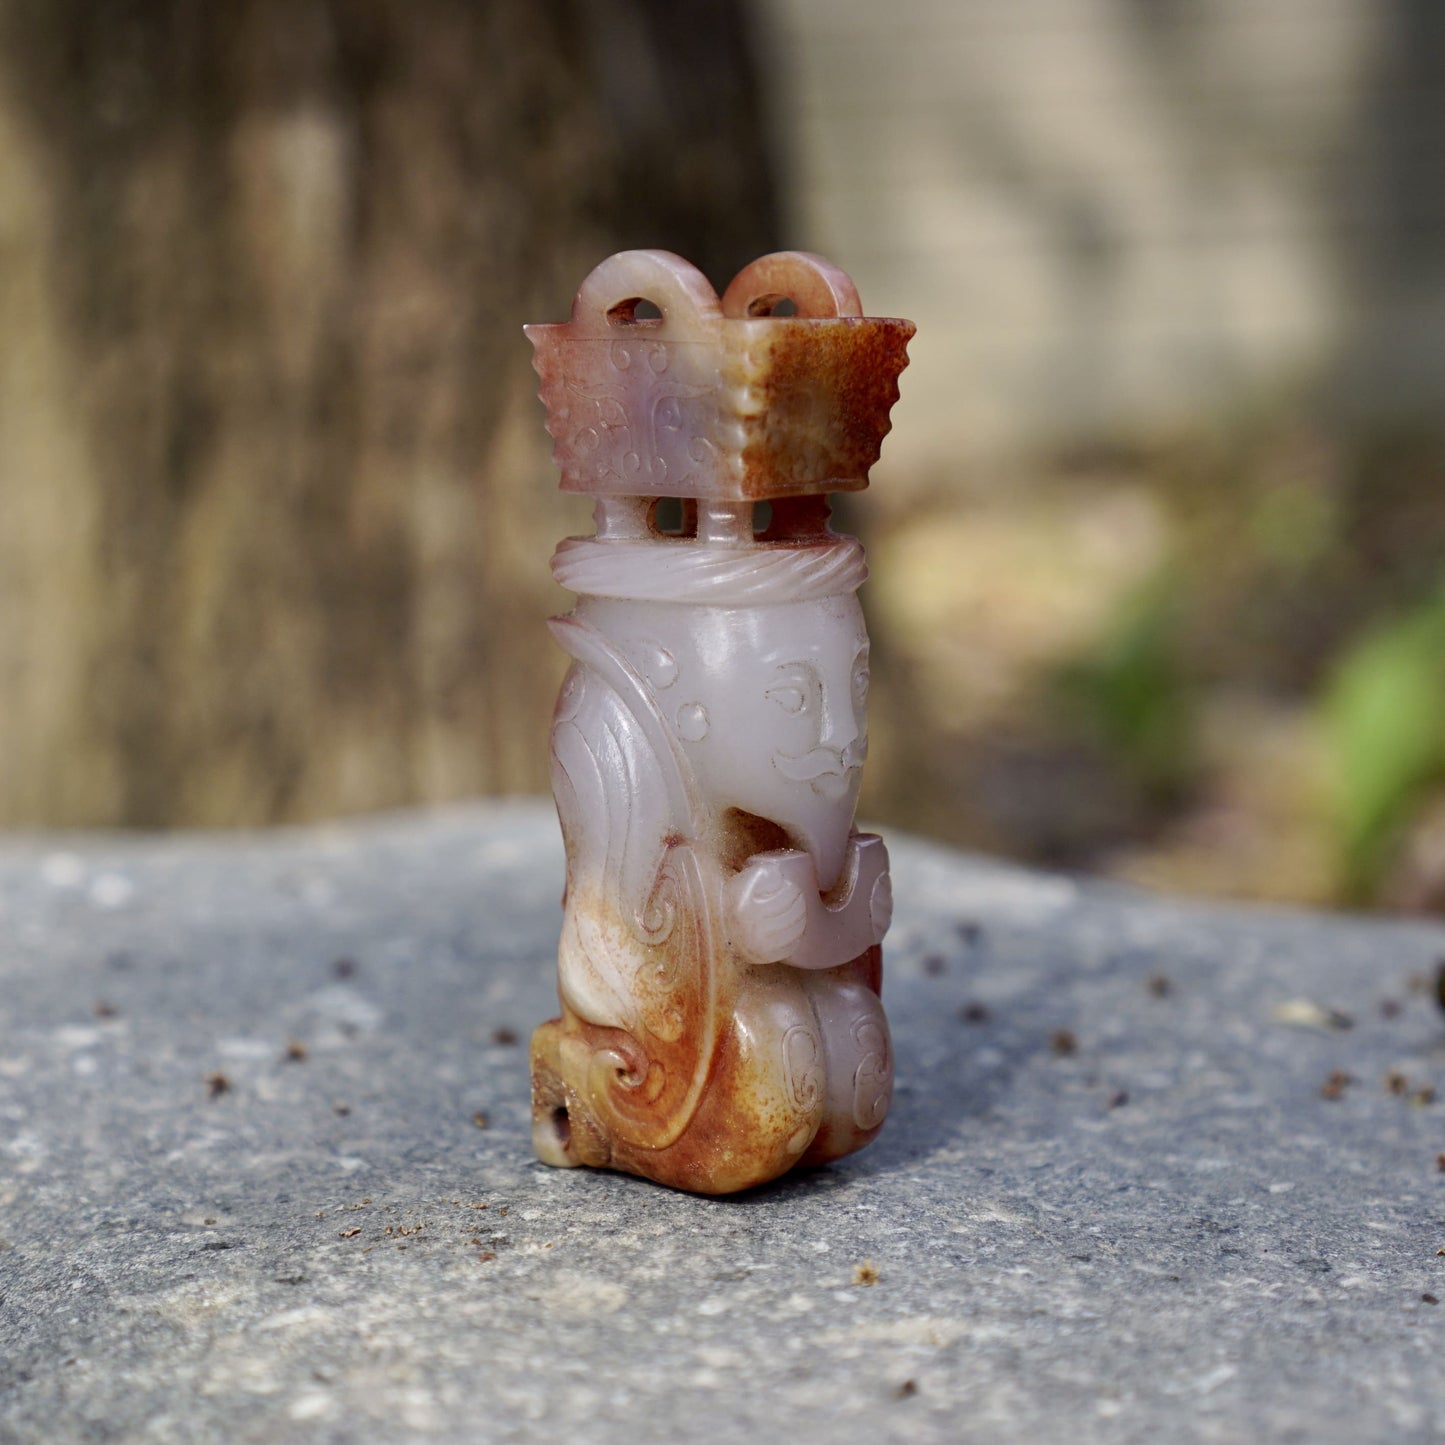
[0, 0, 778, 826]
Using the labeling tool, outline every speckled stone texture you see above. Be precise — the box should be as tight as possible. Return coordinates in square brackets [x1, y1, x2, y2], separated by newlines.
[2, 802, 1443, 1443]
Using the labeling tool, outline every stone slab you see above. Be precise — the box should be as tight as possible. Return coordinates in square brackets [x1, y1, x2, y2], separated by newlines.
[2, 802, 1444, 1442]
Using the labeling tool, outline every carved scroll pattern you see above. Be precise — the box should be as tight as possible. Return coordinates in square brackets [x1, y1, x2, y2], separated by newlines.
[579, 840, 718, 1151]
[781, 1022, 825, 1112]
[548, 622, 725, 1155]
[558, 341, 717, 493]
[850, 1014, 892, 1131]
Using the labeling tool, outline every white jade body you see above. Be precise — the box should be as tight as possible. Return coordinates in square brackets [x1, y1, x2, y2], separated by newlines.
[580, 591, 870, 892]
[533, 549, 893, 1192]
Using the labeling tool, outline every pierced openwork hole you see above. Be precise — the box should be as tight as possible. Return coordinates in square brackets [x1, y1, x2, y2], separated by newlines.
[649, 497, 697, 538]
[607, 296, 663, 326]
[751, 500, 773, 536]
[745, 293, 798, 318]
[758, 495, 832, 541]
[550, 1106, 572, 1150]
[720, 807, 792, 871]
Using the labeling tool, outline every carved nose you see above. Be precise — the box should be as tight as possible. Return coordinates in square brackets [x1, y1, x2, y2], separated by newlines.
[819, 695, 859, 756]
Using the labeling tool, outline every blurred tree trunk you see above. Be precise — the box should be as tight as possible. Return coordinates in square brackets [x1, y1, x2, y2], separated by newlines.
[0, 0, 778, 826]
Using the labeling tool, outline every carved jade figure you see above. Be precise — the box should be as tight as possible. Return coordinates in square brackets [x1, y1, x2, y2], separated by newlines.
[525, 249, 913, 1194]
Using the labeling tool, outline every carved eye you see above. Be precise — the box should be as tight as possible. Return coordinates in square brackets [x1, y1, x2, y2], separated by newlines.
[853, 666, 870, 706]
[766, 683, 808, 716]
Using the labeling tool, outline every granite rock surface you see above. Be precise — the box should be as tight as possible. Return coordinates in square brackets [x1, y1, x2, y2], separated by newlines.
[1, 801, 1443, 1443]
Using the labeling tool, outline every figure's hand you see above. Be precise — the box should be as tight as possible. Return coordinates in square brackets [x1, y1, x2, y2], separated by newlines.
[725, 853, 810, 965]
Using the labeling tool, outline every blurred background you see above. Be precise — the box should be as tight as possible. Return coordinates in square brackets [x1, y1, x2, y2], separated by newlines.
[2, 0, 1443, 912]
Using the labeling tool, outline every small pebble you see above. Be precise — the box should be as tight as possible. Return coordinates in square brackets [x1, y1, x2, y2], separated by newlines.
[852, 1261, 880, 1286]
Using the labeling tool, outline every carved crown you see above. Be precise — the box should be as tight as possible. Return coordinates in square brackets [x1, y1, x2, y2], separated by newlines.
[525, 250, 914, 501]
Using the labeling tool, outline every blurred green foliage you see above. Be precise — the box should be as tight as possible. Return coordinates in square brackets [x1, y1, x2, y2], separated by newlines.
[1325, 580, 1445, 901]
[1054, 574, 1197, 804]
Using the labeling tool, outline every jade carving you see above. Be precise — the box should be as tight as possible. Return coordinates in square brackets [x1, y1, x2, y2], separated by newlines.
[526, 249, 913, 1193]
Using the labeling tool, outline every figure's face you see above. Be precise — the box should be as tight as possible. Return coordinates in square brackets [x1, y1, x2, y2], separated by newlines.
[586, 595, 869, 890]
